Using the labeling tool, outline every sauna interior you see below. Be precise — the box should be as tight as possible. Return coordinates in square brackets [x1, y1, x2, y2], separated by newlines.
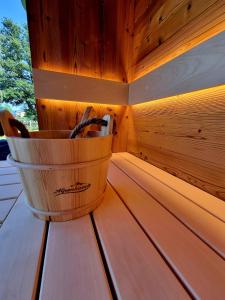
[1, 0, 225, 299]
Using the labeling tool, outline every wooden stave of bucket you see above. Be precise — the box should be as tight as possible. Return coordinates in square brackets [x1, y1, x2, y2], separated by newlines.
[7, 130, 112, 221]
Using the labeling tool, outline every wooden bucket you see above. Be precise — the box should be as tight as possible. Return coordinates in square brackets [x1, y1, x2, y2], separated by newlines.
[7, 130, 112, 221]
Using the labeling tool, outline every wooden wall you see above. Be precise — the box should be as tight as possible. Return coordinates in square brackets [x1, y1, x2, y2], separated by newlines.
[26, 0, 135, 83]
[27, 0, 225, 199]
[127, 86, 225, 201]
[27, 0, 225, 83]
[129, 30, 225, 104]
[132, 0, 225, 80]
[36, 99, 129, 153]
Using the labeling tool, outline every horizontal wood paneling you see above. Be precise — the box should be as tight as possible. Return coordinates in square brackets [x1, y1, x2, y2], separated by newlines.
[132, 0, 225, 80]
[36, 99, 130, 153]
[128, 86, 225, 200]
[33, 69, 128, 104]
[129, 31, 225, 104]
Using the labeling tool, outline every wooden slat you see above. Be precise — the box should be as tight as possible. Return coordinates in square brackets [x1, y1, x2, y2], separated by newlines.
[118, 152, 225, 222]
[40, 216, 111, 300]
[0, 199, 16, 223]
[0, 183, 22, 200]
[128, 86, 225, 200]
[130, 31, 225, 104]
[112, 153, 225, 258]
[94, 185, 189, 299]
[33, 69, 128, 105]
[107, 160, 225, 299]
[0, 173, 21, 186]
[0, 167, 18, 175]
[0, 193, 46, 300]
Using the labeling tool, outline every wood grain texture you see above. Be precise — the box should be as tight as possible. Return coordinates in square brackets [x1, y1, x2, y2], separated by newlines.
[40, 216, 111, 300]
[108, 159, 225, 299]
[33, 69, 128, 104]
[130, 31, 225, 104]
[133, 0, 225, 80]
[118, 152, 225, 223]
[26, 0, 135, 83]
[26, 0, 225, 82]
[112, 153, 225, 258]
[0, 193, 46, 300]
[8, 133, 112, 221]
[94, 184, 189, 300]
[128, 86, 225, 200]
[36, 99, 130, 153]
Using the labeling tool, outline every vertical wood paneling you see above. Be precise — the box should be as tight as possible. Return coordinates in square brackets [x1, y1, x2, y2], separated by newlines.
[27, 0, 135, 82]
[36, 99, 129, 153]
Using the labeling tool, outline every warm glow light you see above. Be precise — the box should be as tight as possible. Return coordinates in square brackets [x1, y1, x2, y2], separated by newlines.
[38, 98, 122, 109]
[132, 84, 225, 108]
[37, 66, 124, 83]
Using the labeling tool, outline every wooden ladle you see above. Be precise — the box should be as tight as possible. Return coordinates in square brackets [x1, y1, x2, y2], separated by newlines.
[0, 110, 30, 138]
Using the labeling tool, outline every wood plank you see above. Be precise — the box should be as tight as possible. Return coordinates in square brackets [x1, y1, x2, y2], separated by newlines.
[0, 167, 18, 175]
[130, 31, 225, 104]
[0, 193, 46, 300]
[112, 153, 225, 258]
[133, 0, 217, 64]
[36, 99, 129, 153]
[0, 199, 16, 223]
[40, 216, 111, 300]
[128, 86, 225, 200]
[118, 152, 225, 222]
[27, 0, 134, 82]
[0, 173, 21, 186]
[0, 183, 22, 200]
[107, 161, 225, 299]
[94, 185, 189, 299]
[33, 69, 128, 105]
[133, 0, 225, 80]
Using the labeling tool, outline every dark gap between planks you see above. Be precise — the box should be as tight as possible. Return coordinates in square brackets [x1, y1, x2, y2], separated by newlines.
[35, 221, 50, 300]
[90, 213, 118, 300]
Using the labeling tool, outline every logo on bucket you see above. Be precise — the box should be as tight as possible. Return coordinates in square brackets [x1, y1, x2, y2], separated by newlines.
[54, 182, 91, 196]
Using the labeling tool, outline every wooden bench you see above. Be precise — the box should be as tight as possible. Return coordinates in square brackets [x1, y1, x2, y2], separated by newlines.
[0, 153, 225, 299]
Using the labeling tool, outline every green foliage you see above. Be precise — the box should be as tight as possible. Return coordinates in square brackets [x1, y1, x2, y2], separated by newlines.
[0, 18, 36, 120]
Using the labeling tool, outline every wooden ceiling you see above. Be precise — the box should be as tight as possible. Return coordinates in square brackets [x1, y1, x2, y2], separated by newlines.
[27, 0, 225, 83]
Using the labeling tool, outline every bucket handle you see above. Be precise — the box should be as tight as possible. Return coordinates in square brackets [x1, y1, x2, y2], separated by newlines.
[70, 118, 108, 139]
[0, 110, 30, 138]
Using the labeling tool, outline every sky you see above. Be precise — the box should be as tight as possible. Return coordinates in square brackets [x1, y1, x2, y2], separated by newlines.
[0, 0, 27, 25]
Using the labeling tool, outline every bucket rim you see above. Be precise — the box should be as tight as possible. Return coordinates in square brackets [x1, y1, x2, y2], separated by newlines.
[6, 131, 113, 141]
[7, 153, 112, 170]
